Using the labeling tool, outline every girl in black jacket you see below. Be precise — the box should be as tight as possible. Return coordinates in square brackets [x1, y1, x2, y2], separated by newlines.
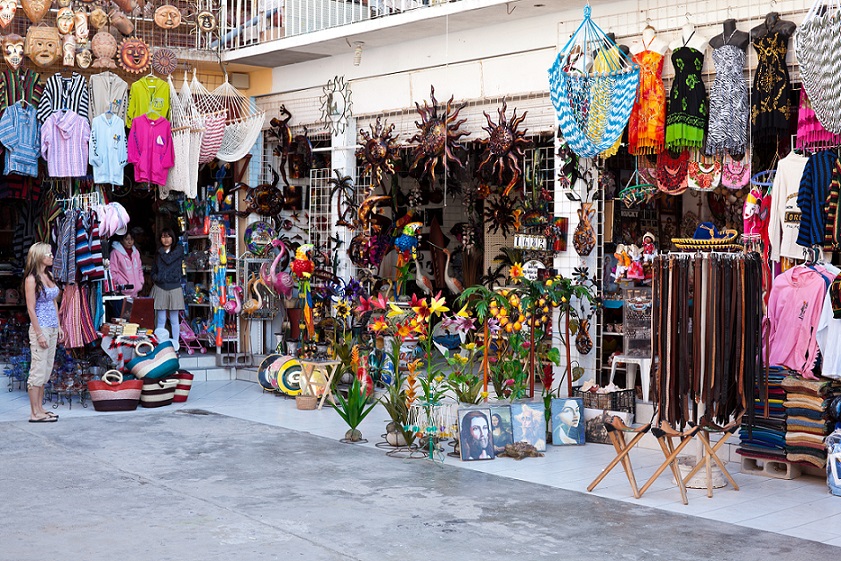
[150, 228, 185, 351]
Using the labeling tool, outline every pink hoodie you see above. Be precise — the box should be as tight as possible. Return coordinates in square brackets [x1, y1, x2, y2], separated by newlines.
[767, 266, 830, 378]
[109, 241, 143, 298]
[127, 114, 174, 186]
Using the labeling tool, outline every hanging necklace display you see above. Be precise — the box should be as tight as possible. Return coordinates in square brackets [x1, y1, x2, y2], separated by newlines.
[721, 153, 751, 189]
[548, 6, 640, 157]
[687, 153, 722, 191]
[655, 149, 689, 195]
[0, 0, 16, 29]
[118, 36, 150, 73]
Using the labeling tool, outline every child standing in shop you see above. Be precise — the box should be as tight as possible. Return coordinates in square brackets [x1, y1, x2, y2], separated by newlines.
[150, 228, 185, 351]
[23, 242, 63, 423]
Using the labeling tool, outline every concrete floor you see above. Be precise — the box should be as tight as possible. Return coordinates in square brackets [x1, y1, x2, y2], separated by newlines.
[1, 409, 838, 560]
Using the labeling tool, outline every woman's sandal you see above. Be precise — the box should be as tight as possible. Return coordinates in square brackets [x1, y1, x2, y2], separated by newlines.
[29, 416, 58, 423]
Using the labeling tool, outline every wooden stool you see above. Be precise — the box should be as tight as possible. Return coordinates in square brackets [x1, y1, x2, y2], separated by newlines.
[639, 422, 700, 505]
[682, 416, 741, 498]
[587, 416, 652, 499]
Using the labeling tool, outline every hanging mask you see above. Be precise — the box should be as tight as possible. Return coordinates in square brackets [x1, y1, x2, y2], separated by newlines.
[62, 34, 76, 66]
[24, 26, 61, 67]
[76, 47, 92, 68]
[2, 33, 24, 70]
[154, 5, 181, 29]
[21, 0, 51, 23]
[89, 8, 108, 29]
[0, 0, 16, 29]
[91, 31, 117, 68]
[118, 36, 150, 73]
[56, 7, 75, 34]
[196, 10, 217, 32]
[151, 47, 177, 76]
[74, 12, 89, 42]
[57, 0, 71, 7]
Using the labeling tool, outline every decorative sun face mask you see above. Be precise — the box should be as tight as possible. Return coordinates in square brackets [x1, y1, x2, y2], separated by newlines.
[89, 8, 108, 29]
[57, 0, 71, 7]
[118, 36, 150, 73]
[2, 34, 24, 70]
[0, 0, 16, 29]
[151, 47, 177, 75]
[154, 5, 181, 29]
[24, 26, 61, 67]
[76, 47, 91, 68]
[91, 30, 117, 68]
[74, 12, 89, 42]
[62, 34, 76, 66]
[56, 7, 75, 34]
[196, 10, 217, 32]
[21, 0, 51, 23]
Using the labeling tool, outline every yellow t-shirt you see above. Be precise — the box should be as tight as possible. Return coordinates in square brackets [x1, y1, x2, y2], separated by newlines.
[126, 76, 170, 128]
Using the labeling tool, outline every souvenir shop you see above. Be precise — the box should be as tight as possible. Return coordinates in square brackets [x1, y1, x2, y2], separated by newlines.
[0, 0, 264, 404]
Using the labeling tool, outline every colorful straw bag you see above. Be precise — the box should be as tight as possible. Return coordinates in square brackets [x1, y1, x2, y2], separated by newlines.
[87, 370, 143, 412]
[140, 378, 179, 408]
[126, 340, 180, 380]
[172, 370, 194, 403]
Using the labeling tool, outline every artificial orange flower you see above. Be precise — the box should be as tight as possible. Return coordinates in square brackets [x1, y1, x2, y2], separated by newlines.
[509, 262, 524, 282]
[370, 316, 389, 333]
[396, 321, 412, 340]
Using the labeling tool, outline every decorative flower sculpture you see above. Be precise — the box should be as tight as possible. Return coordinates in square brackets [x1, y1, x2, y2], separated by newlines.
[476, 100, 533, 196]
[408, 85, 469, 183]
[357, 117, 400, 190]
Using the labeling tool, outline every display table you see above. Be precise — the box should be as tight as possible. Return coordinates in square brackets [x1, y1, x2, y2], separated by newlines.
[299, 360, 342, 410]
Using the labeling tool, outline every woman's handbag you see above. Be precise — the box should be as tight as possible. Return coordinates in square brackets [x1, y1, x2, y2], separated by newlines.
[172, 370, 194, 402]
[86, 370, 143, 411]
[126, 340, 180, 380]
[140, 378, 179, 408]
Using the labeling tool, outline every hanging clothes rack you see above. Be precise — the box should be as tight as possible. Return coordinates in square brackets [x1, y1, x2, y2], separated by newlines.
[56, 191, 102, 212]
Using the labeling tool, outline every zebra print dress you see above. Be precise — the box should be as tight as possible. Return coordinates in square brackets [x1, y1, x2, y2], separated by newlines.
[706, 44, 749, 155]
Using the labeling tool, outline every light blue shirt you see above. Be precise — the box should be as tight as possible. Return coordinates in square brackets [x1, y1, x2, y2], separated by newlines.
[0, 101, 40, 177]
[89, 113, 127, 185]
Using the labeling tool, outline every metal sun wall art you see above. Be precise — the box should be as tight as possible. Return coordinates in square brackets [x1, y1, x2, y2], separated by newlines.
[357, 116, 399, 190]
[409, 85, 469, 183]
[320, 75, 352, 136]
[476, 99, 532, 197]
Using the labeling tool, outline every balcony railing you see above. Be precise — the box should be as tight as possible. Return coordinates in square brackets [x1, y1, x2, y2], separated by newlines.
[218, 0, 460, 51]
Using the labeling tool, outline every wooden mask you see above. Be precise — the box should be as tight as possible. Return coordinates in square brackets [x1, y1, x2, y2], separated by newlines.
[74, 11, 89, 41]
[154, 5, 181, 29]
[24, 26, 61, 67]
[62, 34, 76, 66]
[21, 0, 51, 24]
[76, 47, 91, 68]
[118, 36, 149, 73]
[89, 8, 108, 29]
[0, 0, 16, 29]
[2, 33, 24, 69]
[56, 7, 75, 34]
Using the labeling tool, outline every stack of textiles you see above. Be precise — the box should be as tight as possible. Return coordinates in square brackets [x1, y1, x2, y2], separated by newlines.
[781, 375, 841, 468]
[738, 366, 788, 461]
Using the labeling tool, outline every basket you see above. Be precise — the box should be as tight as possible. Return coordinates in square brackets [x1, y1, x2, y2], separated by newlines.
[87, 370, 143, 411]
[296, 395, 318, 410]
[573, 388, 635, 413]
[172, 370, 194, 402]
[140, 378, 178, 408]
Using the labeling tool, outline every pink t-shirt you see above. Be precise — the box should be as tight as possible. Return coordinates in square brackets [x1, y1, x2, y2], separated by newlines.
[127, 114, 174, 186]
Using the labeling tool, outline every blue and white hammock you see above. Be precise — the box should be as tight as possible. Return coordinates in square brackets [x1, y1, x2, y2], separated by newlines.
[548, 6, 640, 158]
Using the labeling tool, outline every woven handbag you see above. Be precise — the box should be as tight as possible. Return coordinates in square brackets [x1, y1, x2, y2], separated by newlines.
[126, 340, 180, 380]
[140, 378, 178, 408]
[172, 370, 194, 403]
[87, 370, 143, 412]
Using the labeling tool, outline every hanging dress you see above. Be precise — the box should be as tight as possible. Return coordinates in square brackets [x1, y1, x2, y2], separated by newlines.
[706, 39, 749, 155]
[629, 44, 666, 155]
[751, 30, 792, 142]
[666, 32, 707, 150]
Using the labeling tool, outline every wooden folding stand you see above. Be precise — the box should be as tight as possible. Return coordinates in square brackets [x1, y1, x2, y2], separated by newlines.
[587, 416, 652, 499]
[638, 422, 700, 505]
[681, 416, 742, 498]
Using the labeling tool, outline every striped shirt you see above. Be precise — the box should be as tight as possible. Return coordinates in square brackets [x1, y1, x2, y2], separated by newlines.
[37, 72, 90, 124]
[0, 68, 44, 109]
[0, 101, 40, 177]
[41, 110, 91, 178]
[797, 150, 841, 248]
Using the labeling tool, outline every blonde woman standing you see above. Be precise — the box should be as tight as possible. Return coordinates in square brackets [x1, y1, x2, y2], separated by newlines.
[23, 242, 63, 423]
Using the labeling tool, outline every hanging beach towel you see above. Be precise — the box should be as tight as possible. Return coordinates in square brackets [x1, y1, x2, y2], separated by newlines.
[548, 6, 639, 158]
[796, 0, 841, 134]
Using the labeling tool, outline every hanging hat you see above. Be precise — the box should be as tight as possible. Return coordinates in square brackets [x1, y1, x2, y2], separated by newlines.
[671, 221, 740, 250]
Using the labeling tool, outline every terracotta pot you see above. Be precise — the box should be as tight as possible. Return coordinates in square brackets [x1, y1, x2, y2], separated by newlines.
[573, 202, 596, 256]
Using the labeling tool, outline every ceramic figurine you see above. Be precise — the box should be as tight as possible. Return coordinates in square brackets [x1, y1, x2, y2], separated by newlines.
[91, 31, 117, 69]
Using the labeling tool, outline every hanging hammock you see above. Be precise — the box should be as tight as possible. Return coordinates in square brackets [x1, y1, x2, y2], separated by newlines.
[190, 71, 229, 164]
[179, 77, 205, 196]
[211, 78, 266, 163]
[548, 6, 639, 158]
[162, 75, 194, 199]
[796, 0, 841, 134]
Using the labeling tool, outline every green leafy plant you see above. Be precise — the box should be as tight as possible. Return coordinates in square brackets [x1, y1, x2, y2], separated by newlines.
[332, 377, 379, 442]
[379, 368, 417, 447]
[444, 343, 483, 404]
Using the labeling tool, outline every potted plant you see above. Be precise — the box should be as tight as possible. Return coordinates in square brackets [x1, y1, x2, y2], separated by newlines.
[331, 377, 378, 443]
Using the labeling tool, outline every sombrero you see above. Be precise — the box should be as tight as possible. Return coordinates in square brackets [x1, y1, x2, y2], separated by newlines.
[672, 222, 741, 250]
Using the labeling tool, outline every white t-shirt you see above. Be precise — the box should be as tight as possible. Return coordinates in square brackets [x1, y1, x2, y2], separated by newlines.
[817, 264, 841, 378]
[769, 153, 810, 261]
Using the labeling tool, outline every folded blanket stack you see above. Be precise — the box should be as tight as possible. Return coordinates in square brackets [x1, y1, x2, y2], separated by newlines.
[781, 375, 841, 469]
[738, 367, 788, 461]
